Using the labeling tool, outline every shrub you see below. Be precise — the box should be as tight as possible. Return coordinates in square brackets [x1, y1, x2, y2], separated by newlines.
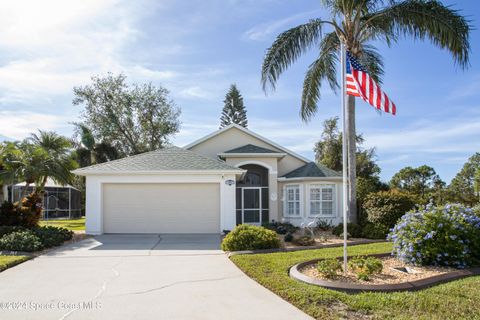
[0, 193, 42, 228]
[316, 219, 333, 231]
[293, 235, 315, 246]
[33, 226, 73, 248]
[388, 204, 480, 268]
[348, 256, 383, 281]
[0, 230, 43, 252]
[262, 221, 298, 235]
[361, 223, 388, 239]
[332, 223, 363, 238]
[363, 190, 416, 229]
[473, 205, 480, 217]
[317, 258, 342, 279]
[221, 224, 280, 251]
[284, 232, 294, 242]
[0, 226, 25, 237]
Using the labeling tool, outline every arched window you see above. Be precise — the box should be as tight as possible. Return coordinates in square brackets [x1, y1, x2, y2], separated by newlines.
[237, 164, 268, 187]
[244, 172, 261, 186]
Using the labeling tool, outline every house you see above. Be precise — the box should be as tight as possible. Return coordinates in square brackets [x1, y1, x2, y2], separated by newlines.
[73, 124, 342, 234]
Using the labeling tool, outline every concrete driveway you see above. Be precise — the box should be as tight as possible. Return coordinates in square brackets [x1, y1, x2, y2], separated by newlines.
[0, 234, 312, 320]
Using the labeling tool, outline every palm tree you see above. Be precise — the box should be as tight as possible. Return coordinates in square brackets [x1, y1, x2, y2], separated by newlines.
[29, 130, 77, 193]
[73, 124, 119, 167]
[261, 0, 470, 222]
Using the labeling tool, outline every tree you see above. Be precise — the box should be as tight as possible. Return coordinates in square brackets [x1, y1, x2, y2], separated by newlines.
[314, 117, 342, 171]
[261, 0, 471, 222]
[475, 168, 480, 202]
[314, 117, 380, 180]
[448, 153, 480, 206]
[28, 131, 77, 195]
[314, 117, 385, 222]
[220, 84, 248, 128]
[432, 175, 447, 205]
[73, 73, 181, 155]
[0, 142, 20, 201]
[73, 124, 120, 168]
[1, 132, 77, 206]
[390, 165, 441, 203]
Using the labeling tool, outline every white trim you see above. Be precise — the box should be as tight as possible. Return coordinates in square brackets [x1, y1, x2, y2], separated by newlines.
[234, 160, 275, 173]
[283, 183, 303, 218]
[184, 123, 311, 164]
[218, 152, 286, 158]
[73, 169, 246, 176]
[306, 183, 337, 218]
[277, 176, 342, 182]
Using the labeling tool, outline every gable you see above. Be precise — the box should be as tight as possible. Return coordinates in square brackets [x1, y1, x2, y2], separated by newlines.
[185, 125, 308, 175]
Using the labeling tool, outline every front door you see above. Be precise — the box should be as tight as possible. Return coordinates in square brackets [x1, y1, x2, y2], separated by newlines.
[242, 187, 262, 225]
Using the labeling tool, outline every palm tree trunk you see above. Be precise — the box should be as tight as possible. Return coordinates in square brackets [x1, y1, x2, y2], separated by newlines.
[17, 182, 30, 208]
[346, 95, 357, 223]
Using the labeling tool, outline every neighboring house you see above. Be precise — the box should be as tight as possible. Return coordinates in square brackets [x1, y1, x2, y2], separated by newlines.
[73, 124, 342, 234]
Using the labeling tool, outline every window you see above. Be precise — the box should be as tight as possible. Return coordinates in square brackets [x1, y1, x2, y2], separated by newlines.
[285, 185, 300, 217]
[309, 185, 335, 216]
[244, 172, 261, 186]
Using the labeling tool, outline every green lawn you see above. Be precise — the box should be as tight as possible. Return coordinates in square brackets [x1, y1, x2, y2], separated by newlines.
[39, 217, 85, 231]
[0, 255, 30, 272]
[230, 242, 480, 320]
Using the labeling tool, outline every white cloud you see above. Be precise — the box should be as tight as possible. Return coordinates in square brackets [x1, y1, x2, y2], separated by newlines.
[0, 0, 151, 103]
[448, 75, 480, 100]
[363, 114, 480, 155]
[179, 86, 213, 99]
[127, 66, 178, 81]
[0, 111, 70, 140]
[243, 10, 319, 41]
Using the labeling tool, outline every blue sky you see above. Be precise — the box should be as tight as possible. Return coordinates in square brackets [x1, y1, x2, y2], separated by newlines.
[0, 0, 478, 183]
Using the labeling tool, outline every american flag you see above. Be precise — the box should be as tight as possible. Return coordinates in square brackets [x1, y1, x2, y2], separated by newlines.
[346, 51, 396, 115]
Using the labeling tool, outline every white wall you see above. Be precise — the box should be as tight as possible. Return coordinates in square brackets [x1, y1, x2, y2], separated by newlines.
[84, 173, 237, 235]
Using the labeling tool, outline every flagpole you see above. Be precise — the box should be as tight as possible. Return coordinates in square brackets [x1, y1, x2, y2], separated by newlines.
[340, 42, 349, 275]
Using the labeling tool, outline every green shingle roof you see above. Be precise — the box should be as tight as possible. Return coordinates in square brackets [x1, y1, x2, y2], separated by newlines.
[282, 162, 341, 178]
[224, 144, 280, 154]
[73, 146, 242, 174]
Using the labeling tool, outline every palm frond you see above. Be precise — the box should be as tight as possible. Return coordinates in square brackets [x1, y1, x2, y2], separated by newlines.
[363, 0, 471, 68]
[261, 19, 324, 91]
[358, 45, 385, 84]
[301, 32, 340, 121]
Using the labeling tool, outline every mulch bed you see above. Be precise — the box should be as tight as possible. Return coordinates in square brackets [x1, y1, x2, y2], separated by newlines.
[301, 256, 455, 285]
[290, 253, 480, 293]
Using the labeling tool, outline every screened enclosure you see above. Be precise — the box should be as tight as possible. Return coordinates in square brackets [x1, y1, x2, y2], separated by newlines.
[236, 164, 269, 225]
[6, 178, 82, 219]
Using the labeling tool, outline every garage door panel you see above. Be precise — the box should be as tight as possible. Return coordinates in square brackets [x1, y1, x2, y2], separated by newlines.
[103, 183, 220, 233]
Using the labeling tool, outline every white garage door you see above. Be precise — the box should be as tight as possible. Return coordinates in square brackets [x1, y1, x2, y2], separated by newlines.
[103, 183, 220, 233]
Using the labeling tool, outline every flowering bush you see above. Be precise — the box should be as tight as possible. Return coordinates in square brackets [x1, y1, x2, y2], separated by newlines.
[388, 204, 480, 268]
